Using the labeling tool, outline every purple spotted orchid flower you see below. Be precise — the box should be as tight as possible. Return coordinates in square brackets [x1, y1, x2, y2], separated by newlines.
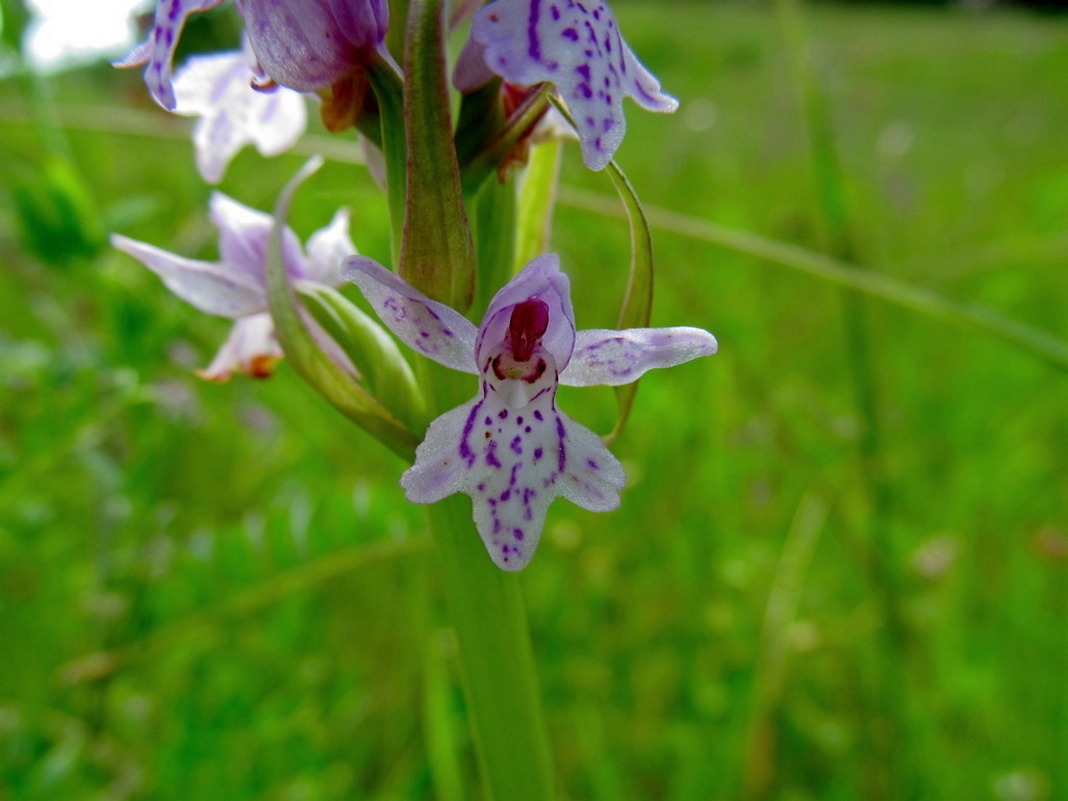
[112, 193, 356, 381]
[459, 0, 678, 170]
[173, 46, 307, 183]
[117, 0, 389, 110]
[344, 254, 717, 570]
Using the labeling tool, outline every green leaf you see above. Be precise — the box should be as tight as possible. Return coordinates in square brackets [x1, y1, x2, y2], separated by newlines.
[400, 0, 475, 311]
[265, 157, 420, 461]
[459, 83, 551, 200]
[604, 159, 655, 445]
[547, 95, 654, 443]
[295, 281, 425, 430]
[12, 157, 106, 265]
[470, 175, 517, 316]
[514, 139, 562, 270]
[366, 57, 406, 266]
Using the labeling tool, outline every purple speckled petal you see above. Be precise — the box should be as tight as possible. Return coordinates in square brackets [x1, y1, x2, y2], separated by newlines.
[174, 50, 307, 183]
[560, 326, 718, 387]
[476, 253, 575, 371]
[402, 371, 625, 571]
[115, 0, 227, 109]
[472, 0, 678, 169]
[110, 233, 265, 318]
[342, 256, 479, 374]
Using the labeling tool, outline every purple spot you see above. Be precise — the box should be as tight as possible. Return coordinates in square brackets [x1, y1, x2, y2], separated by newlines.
[484, 416, 493, 425]
[534, 447, 544, 461]
[509, 463, 521, 487]
[460, 400, 483, 467]
[498, 409, 509, 420]
[477, 483, 486, 492]
[500, 489, 512, 502]
[562, 27, 579, 41]
[514, 528, 525, 541]
[525, 426, 532, 433]
[556, 417, 567, 472]
[516, 416, 524, 425]
[485, 440, 502, 468]
[534, 410, 544, 421]
[587, 458, 599, 470]
[511, 436, 523, 455]
[575, 63, 591, 82]
[528, 0, 543, 62]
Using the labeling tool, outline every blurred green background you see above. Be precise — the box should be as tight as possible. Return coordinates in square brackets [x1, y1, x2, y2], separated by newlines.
[1, 1, 1066, 799]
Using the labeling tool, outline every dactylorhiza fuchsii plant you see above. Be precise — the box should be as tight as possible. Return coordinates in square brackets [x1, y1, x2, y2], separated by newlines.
[111, 0, 717, 797]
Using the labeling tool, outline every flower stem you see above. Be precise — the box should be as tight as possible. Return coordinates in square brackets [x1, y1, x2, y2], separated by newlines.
[417, 362, 555, 801]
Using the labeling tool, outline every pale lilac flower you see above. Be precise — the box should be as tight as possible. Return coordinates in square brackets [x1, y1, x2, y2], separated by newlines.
[344, 253, 717, 570]
[112, 193, 356, 381]
[173, 48, 307, 183]
[117, 0, 389, 109]
[464, 0, 679, 170]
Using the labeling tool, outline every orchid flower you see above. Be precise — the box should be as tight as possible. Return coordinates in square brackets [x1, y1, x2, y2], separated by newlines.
[112, 193, 356, 381]
[117, 0, 389, 110]
[462, 0, 679, 170]
[344, 253, 717, 570]
[173, 48, 307, 183]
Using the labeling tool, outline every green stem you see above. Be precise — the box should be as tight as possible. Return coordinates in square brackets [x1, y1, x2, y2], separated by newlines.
[419, 364, 556, 801]
[367, 57, 407, 267]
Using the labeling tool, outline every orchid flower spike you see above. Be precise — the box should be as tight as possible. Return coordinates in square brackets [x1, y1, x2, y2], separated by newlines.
[462, 0, 679, 170]
[173, 46, 307, 183]
[112, 193, 356, 381]
[117, 0, 389, 110]
[344, 254, 717, 571]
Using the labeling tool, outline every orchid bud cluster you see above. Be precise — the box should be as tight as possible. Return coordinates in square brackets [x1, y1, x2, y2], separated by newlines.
[112, 0, 718, 570]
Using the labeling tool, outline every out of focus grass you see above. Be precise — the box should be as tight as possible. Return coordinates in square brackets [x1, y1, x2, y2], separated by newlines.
[1, 3, 1066, 800]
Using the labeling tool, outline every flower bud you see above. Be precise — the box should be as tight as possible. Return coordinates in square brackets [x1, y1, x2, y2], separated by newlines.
[237, 0, 389, 92]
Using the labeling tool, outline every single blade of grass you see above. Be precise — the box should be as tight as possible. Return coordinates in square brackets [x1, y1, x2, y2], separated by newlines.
[558, 186, 1068, 373]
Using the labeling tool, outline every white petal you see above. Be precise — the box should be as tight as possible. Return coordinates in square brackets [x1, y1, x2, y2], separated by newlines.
[175, 50, 307, 183]
[342, 256, 479, 374]
[111, 233, 265, 318]
[197, 313, 283, 381]
[560, 326, 718, 387]
[402, 378, 625, 571]
[304, 208, 356, 286]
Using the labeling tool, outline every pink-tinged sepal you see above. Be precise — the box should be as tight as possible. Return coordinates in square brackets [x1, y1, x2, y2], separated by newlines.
[402, 369, 624, 571]
[561, 327, 718, 387]
[342, 256, 478, 374]
[471, 0, 678, 170]
[198, 312, 283, 381]
[115, 0, 227, 109]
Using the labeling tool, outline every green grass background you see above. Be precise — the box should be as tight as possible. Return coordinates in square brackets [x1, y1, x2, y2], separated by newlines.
[1, 2, 1066, 799]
